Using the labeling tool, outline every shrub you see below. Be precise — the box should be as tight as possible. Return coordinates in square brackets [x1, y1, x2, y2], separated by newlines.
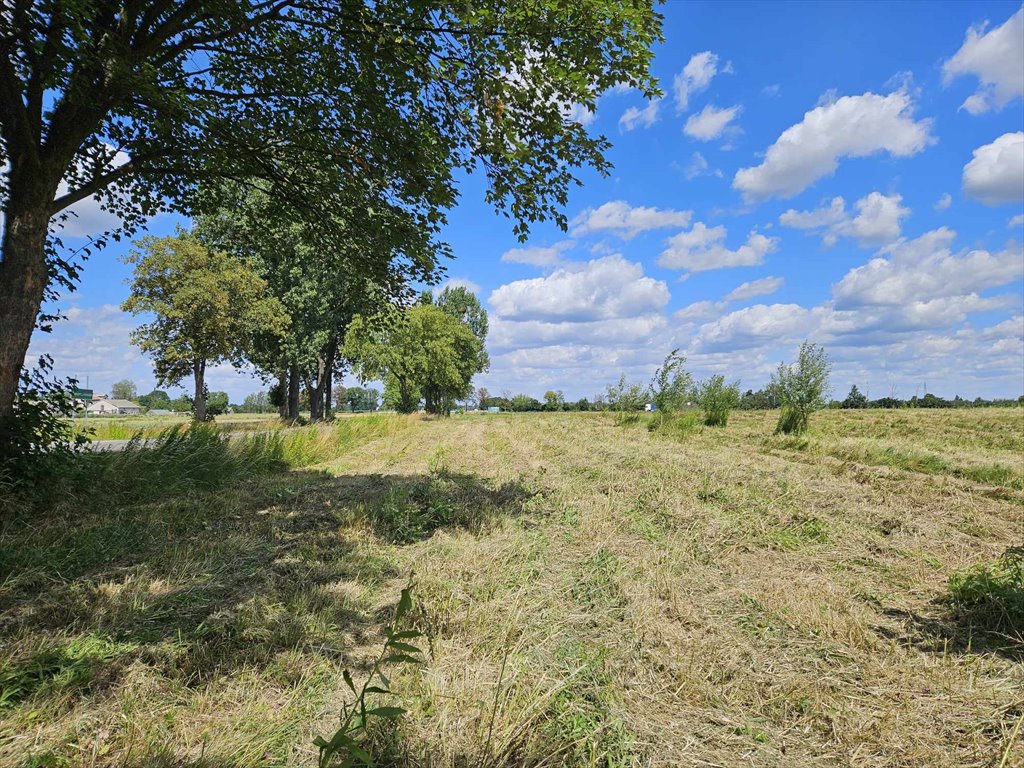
[648, 349, 692, 414]
[696, 375, 740, 426]
[948, 547, 1024, 640]
[770, 341, 831, 435]
[605, 374, 647, 417]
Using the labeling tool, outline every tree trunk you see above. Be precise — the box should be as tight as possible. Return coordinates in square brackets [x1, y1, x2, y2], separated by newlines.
[277, 371, 288, 419]
[192, 360, 207, 422]
[0, 206, 51, 424]
[322, 339, 337, 420]
[287, 366, 300, 422]
[306, 375, 324, 422]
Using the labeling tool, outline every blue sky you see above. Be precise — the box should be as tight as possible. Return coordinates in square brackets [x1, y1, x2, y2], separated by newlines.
[30, 1, 1024, 403]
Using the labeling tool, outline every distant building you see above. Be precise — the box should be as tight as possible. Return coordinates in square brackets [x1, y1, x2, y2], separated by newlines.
[147, 409, 173, 416]
[486, 406, 501, 413]
[86, 398, 142, 416]
[644, 403, 657, 412]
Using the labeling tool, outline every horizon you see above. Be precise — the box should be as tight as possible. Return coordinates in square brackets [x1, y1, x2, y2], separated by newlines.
[26, 0, 1024, 404]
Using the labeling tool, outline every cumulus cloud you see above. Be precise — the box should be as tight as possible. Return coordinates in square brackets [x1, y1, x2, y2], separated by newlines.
[674, 51, 721, 112]
[935, 193, 952, 211]
[942, 8, 1024, 114]
[570, 200, 692, 239]
[683, 152, 722, 180]
[683, 104, 741, 141]
[659, 223, 779, 272]
[488, 254, 669, 322]
[695, 303, 815, 352]
[780, 192, 910, 247]
[725, 276, 784, 302]
[962, 132, 1024, 205]
[619, 100, 660, 132]
[1010, 214, 1024, 227]
[832, 227, 1024, 308]
[733, 91, 934, 200]
[501, 241, 574, 267]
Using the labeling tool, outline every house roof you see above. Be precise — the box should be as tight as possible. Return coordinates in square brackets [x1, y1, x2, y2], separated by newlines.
[90, 399, 140, 408]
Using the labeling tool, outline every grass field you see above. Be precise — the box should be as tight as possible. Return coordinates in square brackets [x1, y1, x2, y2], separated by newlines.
[1, 409, 1022, 767]
[71, 413, 281, 441]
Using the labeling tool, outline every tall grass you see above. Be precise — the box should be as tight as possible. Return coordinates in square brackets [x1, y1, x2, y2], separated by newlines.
[1, 415, 410, 517]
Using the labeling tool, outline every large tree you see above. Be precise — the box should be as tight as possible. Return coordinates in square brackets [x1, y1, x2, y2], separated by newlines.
[344, 304, 482, 416]
[121, 232, 287, 421]
[0, 1, 662, 429]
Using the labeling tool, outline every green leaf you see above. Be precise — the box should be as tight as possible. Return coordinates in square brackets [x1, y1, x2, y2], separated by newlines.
[395, 586, 413, 621]
[381, 653, 421, 665]
[343, 669, 356, 694]
[385, 641, 422, 654]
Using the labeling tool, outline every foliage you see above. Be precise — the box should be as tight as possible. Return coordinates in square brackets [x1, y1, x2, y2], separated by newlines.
[345, 387, 381, 413]
[239, 392, 271, 414]
[648, 349, 693, 414]
[770, 342, 832, 435]
[122, 232, 288, 421]
[110, 380, 137, 401]
[345, 303, 484, 416]
[544, 390, 566, 411]
[841, 385, 869, 409]
[947, 547, 1024, 641]
[428, 287, 490, 373]
[0, 0, 661, 429]
[138, 389, 171, 410]
[605, 374, 647, 415]
[696, 376, 741, 426]
[0, 356, 88, 497]
[739, 388, 778, 410]
[207, 391, 230, 416]
[315, 579, 424, 767]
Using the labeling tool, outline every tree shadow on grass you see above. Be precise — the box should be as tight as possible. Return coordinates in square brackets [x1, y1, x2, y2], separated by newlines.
[0, 464, 536, 722]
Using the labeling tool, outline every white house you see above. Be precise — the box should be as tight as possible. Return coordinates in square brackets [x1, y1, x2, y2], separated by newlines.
[86, 398, 142, 416]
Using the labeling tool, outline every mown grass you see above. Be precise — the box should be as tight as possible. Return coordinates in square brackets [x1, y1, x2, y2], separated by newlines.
[1, 408, 1022, 767]
[71, 412, 282, 441]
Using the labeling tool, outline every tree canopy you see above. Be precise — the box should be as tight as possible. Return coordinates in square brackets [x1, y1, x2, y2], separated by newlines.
[121, 232, 288, 421]
[0, 0, 663, 428]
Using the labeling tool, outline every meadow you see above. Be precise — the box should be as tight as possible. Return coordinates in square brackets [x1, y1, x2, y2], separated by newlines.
[1, 408, 1021, 767]
[71, 413, 281, 441]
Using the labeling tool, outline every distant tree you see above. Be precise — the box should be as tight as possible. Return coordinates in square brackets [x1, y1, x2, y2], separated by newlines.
[138, 389, 171, 410]
[476, 387, 491, 410]
[122, 232, 288, 421]
[919, 393, 949, 409]
[543, 390, 565, 411]
[207, 391, 230, 416]
[111, 379, 137, 401]
[241, 392, 270, 413]
[433, 287, 490, 373]
[871, 397, 903, 409]
[576, 398, 592, 412]
[648, 350, 693, 414]
[696, 376, 741, 426]
[841, 385, 869, 409]
[345, 386, 380, 413]
[770, 342, 832, 435]
[510, 394, 543, 412]
[739, 388, 777, 410]
[333, 385, 349, 412]
[168, 394, 193, 413]
[345, 305, 480, 416]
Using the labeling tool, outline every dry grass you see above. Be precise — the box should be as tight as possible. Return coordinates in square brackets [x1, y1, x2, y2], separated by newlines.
[1, 409, 1021, 767]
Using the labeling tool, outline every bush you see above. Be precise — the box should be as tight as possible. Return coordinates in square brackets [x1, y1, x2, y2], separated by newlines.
[770, 341, 831, 435]
[648, 349, 692, 414]
[696, 375, 740, 426]
[948, 547, 1024, 640]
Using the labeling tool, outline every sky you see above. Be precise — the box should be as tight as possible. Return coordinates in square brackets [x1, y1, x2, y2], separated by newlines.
[27, 1, 1024, 403]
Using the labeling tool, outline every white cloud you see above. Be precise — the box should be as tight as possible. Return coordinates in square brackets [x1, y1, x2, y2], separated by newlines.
[683, 104, 741, 141]
[488, 254, 669, 322]
[501, 241, 574, 267]
[962, 132, 1024, 205]
[570, 200, 692, 239]
[762, 84, 781, 98]
[781, 192, 910, 247]
[619, 100, 660, 132]
[683, 152, 722, 180]
[659, 223, 779, 272]
[832, 227, 1024, 308]
[674, 51, 720, 113]
[563, 102, 596, 127]
[1010, 214, 1024, 227]
[934, 193, 952, 211]
[942, 8, 1024, 115]
[695, 303, 816, 352]
[733, 91, 934, 200]
[674, 300, 726, 324]
[725, 276, 784, 302]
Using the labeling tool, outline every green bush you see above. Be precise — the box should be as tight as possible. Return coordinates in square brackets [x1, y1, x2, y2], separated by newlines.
[696, 375, 740, 427]
[771, 341, 831, 435]
[948, 547, 1024, 639]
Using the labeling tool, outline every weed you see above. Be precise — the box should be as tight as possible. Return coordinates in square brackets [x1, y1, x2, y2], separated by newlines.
[947, 547, 1024, 640]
